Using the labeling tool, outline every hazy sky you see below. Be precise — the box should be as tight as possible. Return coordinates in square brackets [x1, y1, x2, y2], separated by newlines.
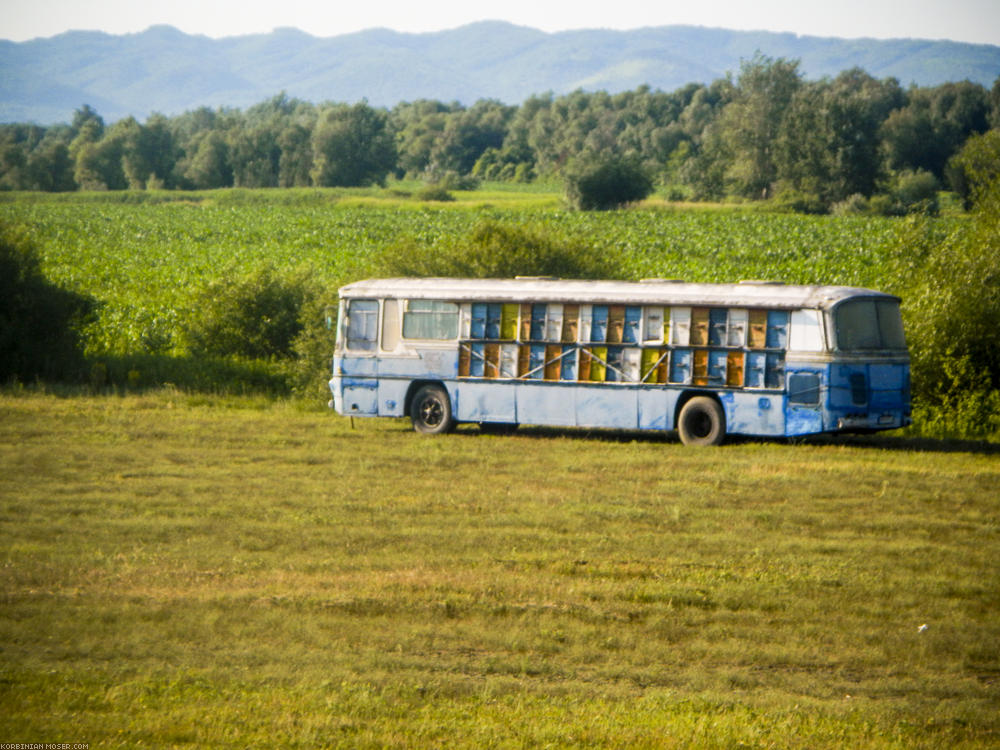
[3, 0, 999, 45]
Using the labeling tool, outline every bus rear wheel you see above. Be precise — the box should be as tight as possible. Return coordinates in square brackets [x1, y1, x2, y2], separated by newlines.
[411, 384, 454, 435]
[678, 396, 726, 446]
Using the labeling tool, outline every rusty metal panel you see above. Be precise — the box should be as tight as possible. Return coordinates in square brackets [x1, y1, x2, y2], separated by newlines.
[519, 304, 532, 341]
[518, 344, 531, 377]
[544, 344, 562, 380]
[562, 304, 579, 342]
[458, 342, 471, 377]
[607, 305, 625, 344]
[726, 350, 745, 387]
[484, 343, 501, 378]
[748, 309, 768, 349]
[578, 346, 592, 381]
[692, 348, 709, 385]
[690, 307, 710, 346]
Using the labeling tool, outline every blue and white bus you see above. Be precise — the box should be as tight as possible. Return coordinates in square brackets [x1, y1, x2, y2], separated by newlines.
[330, 278, 911, 445]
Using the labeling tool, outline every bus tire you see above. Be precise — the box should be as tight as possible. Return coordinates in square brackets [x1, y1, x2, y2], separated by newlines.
[411, 384, 454, 435]
[678, 396, 726, 446]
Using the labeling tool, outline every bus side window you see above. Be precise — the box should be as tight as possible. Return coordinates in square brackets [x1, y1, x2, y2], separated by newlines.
[381, 299, 400, 351]
[346, 299, 379, 352]
[789, 309, 824, 351]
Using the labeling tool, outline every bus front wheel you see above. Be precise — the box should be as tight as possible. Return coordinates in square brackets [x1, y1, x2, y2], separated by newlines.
[678, 396, 726, 446]
[411, 384, 454, 435]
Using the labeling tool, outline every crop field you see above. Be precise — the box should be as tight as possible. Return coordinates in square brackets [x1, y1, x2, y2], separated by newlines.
[1, 188, 924, 357]
[1, 391, 998, 747]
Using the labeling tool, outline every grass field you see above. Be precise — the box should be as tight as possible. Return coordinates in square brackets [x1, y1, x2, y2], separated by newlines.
[2, 390, 998, 747]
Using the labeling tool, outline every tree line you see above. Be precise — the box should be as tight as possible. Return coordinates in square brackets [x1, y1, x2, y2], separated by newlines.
[2, 54, 999, 212]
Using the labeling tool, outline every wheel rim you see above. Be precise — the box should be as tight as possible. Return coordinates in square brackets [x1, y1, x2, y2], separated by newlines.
[420, 397, 443, 427]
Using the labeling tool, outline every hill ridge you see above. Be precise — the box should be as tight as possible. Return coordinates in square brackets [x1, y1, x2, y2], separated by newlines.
[2, 21, 998, 123]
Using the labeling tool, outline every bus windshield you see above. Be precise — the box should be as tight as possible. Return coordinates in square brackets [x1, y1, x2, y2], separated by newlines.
[834, 298, 906, 351]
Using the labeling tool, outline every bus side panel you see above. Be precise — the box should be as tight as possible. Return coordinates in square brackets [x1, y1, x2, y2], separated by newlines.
[637, 387, 680, 431]
[455, 380, 517, 423]
[335, 354, 378, 416]
[720, 390, 785, 437]
[575, 386, 638, 430]
[516, 382, 576, 426]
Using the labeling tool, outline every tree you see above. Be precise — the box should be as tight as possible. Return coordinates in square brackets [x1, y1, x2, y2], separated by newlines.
[719, 54, 802, 199]
[563, 154, 653, 210]
[947, 128, 1000, 208]
[183, 131, 233, 189]
[882, 81, 990, 180]
[311, 102, 396, 187]
[0, 223, 93, 380]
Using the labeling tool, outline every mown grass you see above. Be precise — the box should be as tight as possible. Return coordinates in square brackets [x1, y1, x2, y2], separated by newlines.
[2, 391, 998, 747]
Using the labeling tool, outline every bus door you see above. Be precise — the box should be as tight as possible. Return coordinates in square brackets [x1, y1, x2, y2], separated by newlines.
[783, 310, 826, 435]
[785, 367, 824, 435]
[339, 298, 379, 415]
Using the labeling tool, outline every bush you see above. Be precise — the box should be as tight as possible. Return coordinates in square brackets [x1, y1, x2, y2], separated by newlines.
[887, 178, 1000, 438]
[372, 219, 621, 280]
[0, 223, 93, 382]
[830, 193, 870, 216]
[767, 188, 828, 215]
[564, 155, 653, 210]
[182, 265, 319, 360]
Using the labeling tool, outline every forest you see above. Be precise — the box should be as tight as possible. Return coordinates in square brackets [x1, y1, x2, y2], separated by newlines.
[2, 55, 1000, 213]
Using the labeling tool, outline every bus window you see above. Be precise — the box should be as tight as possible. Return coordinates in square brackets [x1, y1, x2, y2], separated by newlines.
[790, 309, 824, 351]
[402, 300, 459, 340]
[381, 299, 400, 351]
[835, 299, 905, 350]
[346, 299, 378, 351]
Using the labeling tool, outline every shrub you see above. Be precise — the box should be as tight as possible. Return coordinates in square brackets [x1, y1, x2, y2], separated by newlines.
[182, 265, 319, 360]
[372, 219, 621, 280]
[415, 184, 455, 202]
[767, 188, 828, 215]
[0, 223, 93, 381]
[830, 193, 870, 216]
[564, 155, 653, 211]
[887, 178, 1000, 438]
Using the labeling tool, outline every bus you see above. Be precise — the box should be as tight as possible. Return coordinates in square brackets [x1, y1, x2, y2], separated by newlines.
[329, 277, 911, 445]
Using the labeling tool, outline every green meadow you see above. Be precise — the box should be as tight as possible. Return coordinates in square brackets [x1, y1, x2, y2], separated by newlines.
[1, 187, 998, 746]
[1, 391, 998, 747]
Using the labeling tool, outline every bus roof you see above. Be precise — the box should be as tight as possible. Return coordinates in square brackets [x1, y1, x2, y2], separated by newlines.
[338, 278, 898, 311]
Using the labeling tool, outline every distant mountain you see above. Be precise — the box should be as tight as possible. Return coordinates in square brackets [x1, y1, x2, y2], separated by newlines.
[2, 21, 999, 124]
